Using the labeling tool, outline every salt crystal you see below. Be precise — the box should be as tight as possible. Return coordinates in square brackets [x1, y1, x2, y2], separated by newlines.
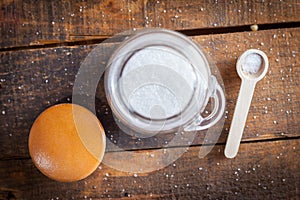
[250, 24, 258, 31]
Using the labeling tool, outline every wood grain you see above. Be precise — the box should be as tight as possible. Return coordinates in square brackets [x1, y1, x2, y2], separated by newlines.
[0, 139, 299, 199]
[194, 27, 300, 141]
[1, 0, 300, 48]
[1, 28, 299, 160]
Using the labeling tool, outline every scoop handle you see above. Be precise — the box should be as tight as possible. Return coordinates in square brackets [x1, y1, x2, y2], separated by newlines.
[224, 79, 256, 158]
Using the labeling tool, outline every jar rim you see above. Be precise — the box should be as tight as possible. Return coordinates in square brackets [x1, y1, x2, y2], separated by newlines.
[105, 28, 212, 134]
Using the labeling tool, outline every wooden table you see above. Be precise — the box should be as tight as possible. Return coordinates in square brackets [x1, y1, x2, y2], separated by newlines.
[1, 0, 299, 199]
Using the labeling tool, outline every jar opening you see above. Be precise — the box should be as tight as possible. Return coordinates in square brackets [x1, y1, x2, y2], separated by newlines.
[118, 46, 197, 121]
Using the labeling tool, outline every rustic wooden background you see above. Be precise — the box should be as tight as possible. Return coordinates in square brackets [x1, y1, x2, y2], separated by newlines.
[0, 0, 299, 199]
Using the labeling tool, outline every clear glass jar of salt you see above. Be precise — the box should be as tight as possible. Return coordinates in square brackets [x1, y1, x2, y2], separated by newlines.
[105, 29, 225, 135]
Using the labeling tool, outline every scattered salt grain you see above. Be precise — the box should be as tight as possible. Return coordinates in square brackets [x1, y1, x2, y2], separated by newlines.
[250, 24, 258, 31]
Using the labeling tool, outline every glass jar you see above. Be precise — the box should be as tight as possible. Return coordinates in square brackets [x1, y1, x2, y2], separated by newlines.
[105, 28, 225, 136]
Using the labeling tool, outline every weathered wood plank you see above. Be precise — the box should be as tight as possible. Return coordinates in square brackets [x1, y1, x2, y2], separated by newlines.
[194, 27, 300, 142]
[1, 0, 300, 48]
[0, 139, 299, 199]
[0, 28, 299, 159]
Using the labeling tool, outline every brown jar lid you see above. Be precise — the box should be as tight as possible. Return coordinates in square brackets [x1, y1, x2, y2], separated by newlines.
[28, 103, 106, 182]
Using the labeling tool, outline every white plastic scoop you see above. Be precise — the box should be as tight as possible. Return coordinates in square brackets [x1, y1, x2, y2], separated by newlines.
[225, 49, 269, 158]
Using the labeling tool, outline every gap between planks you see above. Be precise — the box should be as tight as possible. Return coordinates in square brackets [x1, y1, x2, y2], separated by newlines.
[0, 21, 299, 52]
[1, 136, 299, 162]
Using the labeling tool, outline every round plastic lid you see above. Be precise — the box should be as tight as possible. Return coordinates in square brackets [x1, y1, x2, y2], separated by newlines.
[28, 103, 106, 182]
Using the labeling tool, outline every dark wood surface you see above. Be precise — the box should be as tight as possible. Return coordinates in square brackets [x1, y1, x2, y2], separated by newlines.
[0, 0, 299, 199]
[1, 140, 299, 199]
[1, 0, 299, 48]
